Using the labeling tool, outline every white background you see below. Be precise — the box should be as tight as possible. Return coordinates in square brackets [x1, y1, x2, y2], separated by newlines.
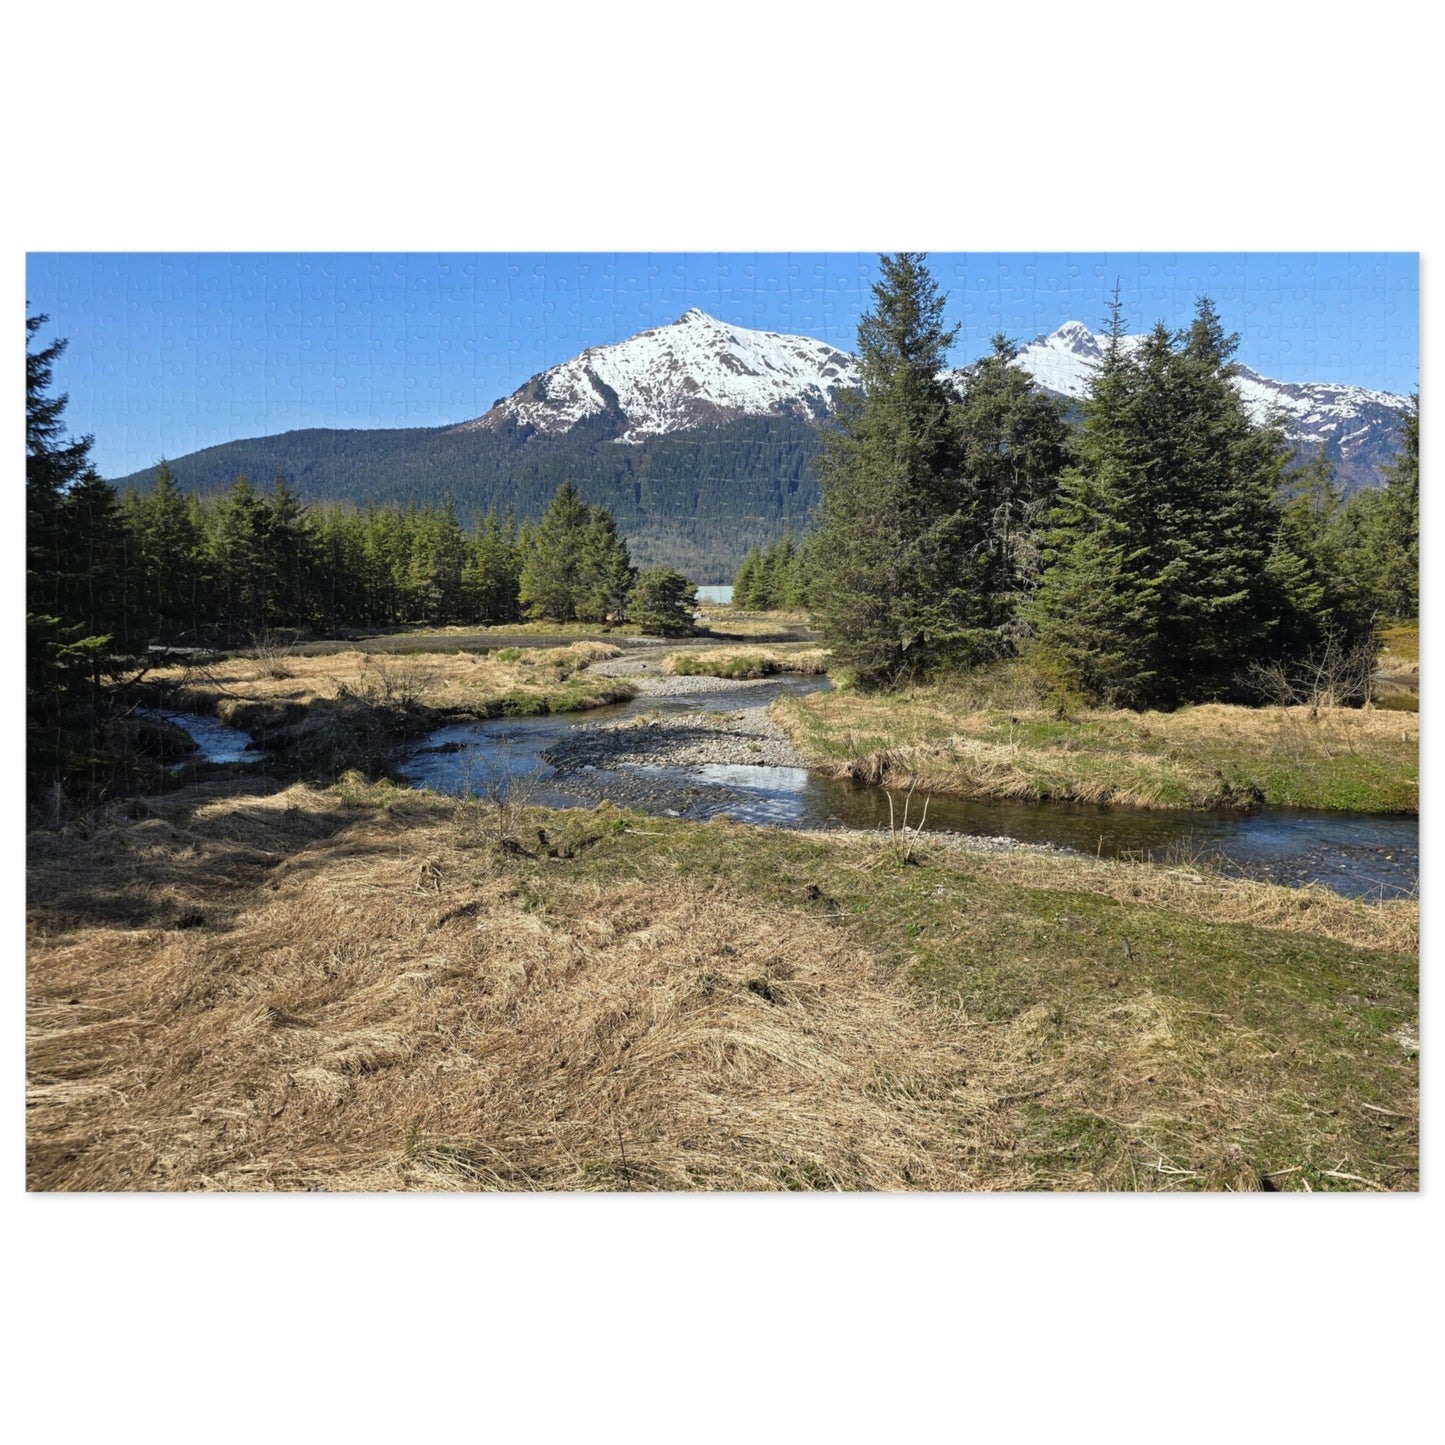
[4, 3, 1437, 1439]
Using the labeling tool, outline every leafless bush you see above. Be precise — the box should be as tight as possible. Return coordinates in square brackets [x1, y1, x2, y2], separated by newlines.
[884, 779, 932, 865]
[453, 742, 549, 852]
[355, 654, 443, 708]
[1245, 630, 1380, 716]
[244, 633, 298, 680]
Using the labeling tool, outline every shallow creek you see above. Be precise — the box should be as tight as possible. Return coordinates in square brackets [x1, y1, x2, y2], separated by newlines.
[140, 708, 263, 765]
[395, 674, 1418, 901]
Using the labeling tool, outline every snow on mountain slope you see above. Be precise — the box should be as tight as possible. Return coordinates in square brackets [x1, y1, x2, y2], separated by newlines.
[458, 308, 860, 443]
[458, 310, 1411, 491]
[945, 322, 1413, 490]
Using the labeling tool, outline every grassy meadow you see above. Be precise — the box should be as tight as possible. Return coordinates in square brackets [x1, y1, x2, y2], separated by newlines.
[771, 661, 1418, 814]
[27, 777, 1417, 1191]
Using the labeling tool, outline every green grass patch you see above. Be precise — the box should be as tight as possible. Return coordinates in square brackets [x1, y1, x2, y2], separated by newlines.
[510, 812, 1417, 1189]
[664, 645, 828, 680]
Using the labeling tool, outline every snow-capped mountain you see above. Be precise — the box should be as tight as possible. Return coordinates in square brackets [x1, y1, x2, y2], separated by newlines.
[458, 308, 860, 444]
[946, 321, 1412, 491]
[458, 309, 1411, 492]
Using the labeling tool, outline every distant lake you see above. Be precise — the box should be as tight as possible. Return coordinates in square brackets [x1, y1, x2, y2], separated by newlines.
[696, 585, 733, 605]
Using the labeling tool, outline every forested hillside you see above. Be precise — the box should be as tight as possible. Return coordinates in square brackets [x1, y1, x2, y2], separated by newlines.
[110, 412, 823, 580]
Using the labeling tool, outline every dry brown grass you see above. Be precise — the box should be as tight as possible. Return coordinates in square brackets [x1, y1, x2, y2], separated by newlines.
[27, 784, 1416, 1192]
[27, 786, 993, 1191]
[157, 641, 624, 718]
[694, 605, 814, 639]
[812, 831, 1418, 956]
[774, 685, 1418, 814]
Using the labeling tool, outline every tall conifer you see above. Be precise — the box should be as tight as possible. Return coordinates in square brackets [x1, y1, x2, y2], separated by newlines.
[810, 253, 974, 686]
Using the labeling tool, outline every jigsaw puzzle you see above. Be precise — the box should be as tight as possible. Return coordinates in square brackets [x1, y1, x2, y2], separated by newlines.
[25, 252, 1419, 1195]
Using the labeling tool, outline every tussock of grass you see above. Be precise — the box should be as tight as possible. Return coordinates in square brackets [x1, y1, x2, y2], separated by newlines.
[772, 665, 1418, 814]
[662, 646, 829, 680]
[27, 784, 1417, 1191]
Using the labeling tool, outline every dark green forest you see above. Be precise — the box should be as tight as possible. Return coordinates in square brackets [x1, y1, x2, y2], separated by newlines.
[26, 309, 705, 799]
[110, 412, 823, 582]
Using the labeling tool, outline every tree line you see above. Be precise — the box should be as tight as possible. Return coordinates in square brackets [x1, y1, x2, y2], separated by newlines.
[108, 409, 821, 582]
[803, 254, 1418, 703]
[26, 309, 697, 798]
[111, 465, 694, 643]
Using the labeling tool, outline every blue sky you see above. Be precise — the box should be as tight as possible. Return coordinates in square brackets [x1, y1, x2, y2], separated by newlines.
[26, 251, 1420, 480]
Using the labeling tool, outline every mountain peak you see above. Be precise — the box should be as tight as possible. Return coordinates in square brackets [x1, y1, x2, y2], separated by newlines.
[463, 309, 860, 443]
[1049, 320, 1101, 355]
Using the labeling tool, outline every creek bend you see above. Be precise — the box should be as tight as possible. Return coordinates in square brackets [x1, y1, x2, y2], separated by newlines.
[394, 668, 1418, 902]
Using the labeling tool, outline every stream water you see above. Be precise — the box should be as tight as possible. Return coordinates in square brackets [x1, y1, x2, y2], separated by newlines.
[140, 708, 263, 765]
[395, 678, 1419, 901]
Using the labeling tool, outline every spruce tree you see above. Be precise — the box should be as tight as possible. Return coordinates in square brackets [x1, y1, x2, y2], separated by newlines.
[467, 508, 523, 624]
[263, 475, 318, 630]
[629, 568, 698, 636]
[130, 461, 205, 638]
[951, 334, 1071, 637]
[732, 546, 765, 609]
[1027, 297, 1158, 703]
[1368, 397, 1419, 618]
[764, 532, 797, 610]
[782, 532, 814, 609]
[313, 504, 369, 630]
[575, 506, 635, 623]
[1153, 299, 1286, 698]
[26, 312, 143, 794]
[519, 480, 590, 621]
[208, 475, 270, 640]
[1264, 444, 1380, 659]
[1029, 295, 1292, 706]
[810, 253, 973, 686]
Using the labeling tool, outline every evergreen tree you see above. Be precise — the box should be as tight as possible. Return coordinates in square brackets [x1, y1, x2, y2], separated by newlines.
[26, 312, 142, 794]
[575, 506, 635, 622]
[129, 461, 206, 638]
[1029, 295, 1291, 706]
[519, 480, 589, 621]
[1028, 298, 1158, 702]
[1358, 397, 1419, 618]
[405, 497, 471, 624]
[207, 475, 270, 640]
[732, 546, 765, 608]
[1263, 444, 1378, 659]
[629, 568, 698, 636]
[312, 504, 369, 630]
[763, 532, 796, 610]
[1153, 299, 1286, 697]
[810, 253, 976, 686]
[263, 474, 317, 629]
[781, 532, 815, 609]
[951, 335, 1071, 636]
[466, 508, 523, 624]
[362, 503, 409, 623]
[518, 481, 629, 623]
